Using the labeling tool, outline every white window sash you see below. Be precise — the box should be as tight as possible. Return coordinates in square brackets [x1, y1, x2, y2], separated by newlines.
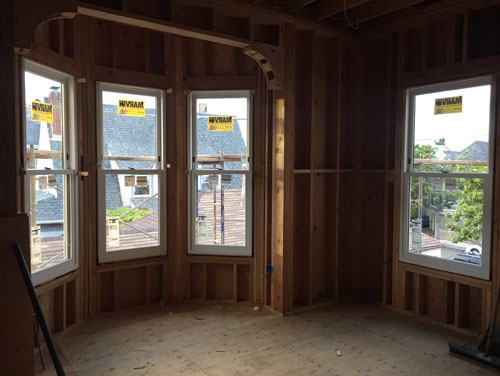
[400, 76, 495, 280]
[96, 82, 166, 264]
[188, 90, 253, 257]
[23, 59, 78, 286]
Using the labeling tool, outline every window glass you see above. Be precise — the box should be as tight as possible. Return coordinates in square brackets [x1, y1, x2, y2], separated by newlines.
[408, 176, 484, 266]
[25, 72, 64, 169]
[97, 83, 164, 263]
[413, 85, 490, 172]
[189, 91, 252, 256]
[195, 98, 248, 171]
[102, 91, 158, 170]
[402, 77, 493, 279]
[194, 173, 246, 247]
[24, 60, 76, 283]
[29, 175, 72, 273]
[105, 173, 159, 252]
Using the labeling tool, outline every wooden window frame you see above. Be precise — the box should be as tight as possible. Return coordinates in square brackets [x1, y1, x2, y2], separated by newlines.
[96, 82, 166, 263]
[188, 90, 253, 257]
[22, 59, 78, 286]
[400, 75, 495, 280]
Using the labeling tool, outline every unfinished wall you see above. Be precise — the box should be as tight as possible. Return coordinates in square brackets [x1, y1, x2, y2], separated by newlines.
[25, 9, 268, 336]
[340, 2, 500, 334]
[338, 34, 397, 303]
[270, 25, 343, 312]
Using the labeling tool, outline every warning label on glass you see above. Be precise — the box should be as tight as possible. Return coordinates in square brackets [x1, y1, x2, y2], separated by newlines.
[434, 96, 462, 114]
[108, 218, 120, 247]
[118, 99, 145, 117]
[31, 101, 53, 123]
[208, 116, 233, 131]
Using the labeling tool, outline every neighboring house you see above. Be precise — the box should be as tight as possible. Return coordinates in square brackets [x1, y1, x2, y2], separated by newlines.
[424, 140, 488, 243]
[196, 113, 246, 189]
[28, 104, 248, 245]
[26, 102, 64, 238]
[102, 104, 158, 211]
[444, 140, 488, 162]
[195, 113, 247, 245]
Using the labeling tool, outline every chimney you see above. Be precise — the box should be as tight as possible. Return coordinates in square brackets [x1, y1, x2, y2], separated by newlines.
[48, 86, 62, 138]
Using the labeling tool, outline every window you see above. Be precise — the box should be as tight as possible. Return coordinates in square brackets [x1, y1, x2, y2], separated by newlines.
[401, 76, 495, 279]
[23, 59, 77, 285]
[188, 91, 252, 256]
[97, 83, 165, 263]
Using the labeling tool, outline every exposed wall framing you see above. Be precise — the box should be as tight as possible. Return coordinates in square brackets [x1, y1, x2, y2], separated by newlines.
[6, 7, 500, 374]
[272, 1, 500, 334]
[24, 9, 267, 337]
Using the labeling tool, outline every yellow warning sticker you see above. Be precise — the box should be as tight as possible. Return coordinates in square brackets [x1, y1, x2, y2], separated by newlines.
[108, 218, 120, 247]
[434, 96, 462, 114]
[31, 225, 41, 264]
[31, 101, 53, 123]
[118, 99, 145, 117]
[208, 116, 233, 131]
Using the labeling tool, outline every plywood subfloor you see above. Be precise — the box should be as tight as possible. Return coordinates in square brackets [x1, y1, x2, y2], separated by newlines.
[35, 301, 497, 375]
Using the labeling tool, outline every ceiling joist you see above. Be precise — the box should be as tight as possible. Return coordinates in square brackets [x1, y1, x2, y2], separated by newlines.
[344, 0, 426, 25]
[317, 0, 371, 20]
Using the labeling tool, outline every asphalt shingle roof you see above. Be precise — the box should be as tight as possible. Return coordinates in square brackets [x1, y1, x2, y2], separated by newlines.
[27, 105, 248, 237]
[444, 141, 488, 162]
[103, 104, 156, 170]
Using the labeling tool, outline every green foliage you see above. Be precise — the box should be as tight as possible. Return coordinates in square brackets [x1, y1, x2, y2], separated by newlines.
[411, 145, 486, 245]
[106, 207, 152, 226]
[446, 178, 483, 244]
[445, 151, 486, 244]
[414, 144, 436, 160]
[434, 138, 446, 145]
[411, 144, 440, 219]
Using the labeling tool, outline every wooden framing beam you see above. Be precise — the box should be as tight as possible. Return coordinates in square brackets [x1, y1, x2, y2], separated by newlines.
[78, 4, 286, 89]
[317, 0, 371, 20]
[346, 0, 425, 24]
[211, 0, 344, 37]
[77, 6, 250, 48]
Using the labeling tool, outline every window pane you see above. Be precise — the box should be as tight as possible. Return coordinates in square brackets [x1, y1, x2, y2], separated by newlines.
[413, 85, 490, 172]
[105, 174, 159, 251]
[25, 72, 64, 169]
[30, 174, 71, 273]
[408, 176, 484, 266]
[102, 91, 157, 170]
[196, 98, 248, 170]
[194, 173, 246, 246]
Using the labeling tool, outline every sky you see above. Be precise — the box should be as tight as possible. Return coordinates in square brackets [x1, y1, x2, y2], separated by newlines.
[414, 85, 491, 152]
[102, 90, 157, 108]
[197, 98, 248, 147]
[25, 71, 61, 103]
[26, 69, 485, 155]
[26, 71, 249, 149]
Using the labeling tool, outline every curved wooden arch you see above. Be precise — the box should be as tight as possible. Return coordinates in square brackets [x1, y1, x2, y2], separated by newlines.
[15, 0, 77, 52]
[15, 0, 283, 89]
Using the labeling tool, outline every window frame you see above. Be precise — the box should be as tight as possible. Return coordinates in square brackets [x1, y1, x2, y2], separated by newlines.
[22, 59, 78, 286]
[188, 90, 253, 257]
[96, 82, 166, 263]
[400, 75, 495, 280]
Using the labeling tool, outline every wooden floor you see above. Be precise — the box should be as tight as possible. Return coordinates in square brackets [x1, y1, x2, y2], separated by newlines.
[35, 301, 497, 375]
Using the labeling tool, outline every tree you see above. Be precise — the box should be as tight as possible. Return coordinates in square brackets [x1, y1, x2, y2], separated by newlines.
[434, 138, 446, 145]
[445, 151, 486, 245]
[411, 144, 439, 220]
[414, 144, 436, 160]
[411, 143, 457, 240]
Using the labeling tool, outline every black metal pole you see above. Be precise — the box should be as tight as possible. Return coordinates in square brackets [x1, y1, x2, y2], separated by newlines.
[11, 243, 66, 376]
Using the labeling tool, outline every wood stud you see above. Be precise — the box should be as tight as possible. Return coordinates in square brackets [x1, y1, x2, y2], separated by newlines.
[11, 0, 500, 344]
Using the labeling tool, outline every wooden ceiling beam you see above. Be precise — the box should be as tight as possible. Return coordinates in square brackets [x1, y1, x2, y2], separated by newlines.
[287, 0, 318, 6]
[345, 0, 426, 24]
[317, 0, 371, 20]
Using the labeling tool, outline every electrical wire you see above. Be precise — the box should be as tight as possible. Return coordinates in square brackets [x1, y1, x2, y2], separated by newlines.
[343, 0, 360, 30]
